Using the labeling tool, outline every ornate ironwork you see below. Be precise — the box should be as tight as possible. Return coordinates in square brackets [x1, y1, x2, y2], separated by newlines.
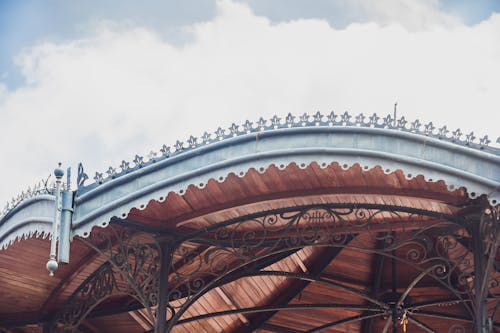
[0, 177, 53, 220]
[160, 204, 478, 331]
[74, 112, 498, 188]
[52, 228, 160, 332]
[57, 202, 500, 333]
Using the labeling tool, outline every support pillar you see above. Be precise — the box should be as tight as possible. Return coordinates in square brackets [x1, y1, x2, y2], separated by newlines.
[155, 235, 177, 333]
[471, 205, 499, 333]
[472, 217, 487, 333]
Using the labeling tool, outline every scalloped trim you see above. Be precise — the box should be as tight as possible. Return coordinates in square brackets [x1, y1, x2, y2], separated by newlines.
[0, 223, 52, 250]
[71, 159, 496, 241]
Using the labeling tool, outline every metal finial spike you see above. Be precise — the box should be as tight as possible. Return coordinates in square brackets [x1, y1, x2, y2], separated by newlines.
[257, 117, 267, 129]
[327, 111, 337, 124]
[160, 145, 171, 156]
[174, 140, 184, 152]
[299, 113, 309, 125]
[215, 127, 225, 139]
[410, 119, 421, 132]
[133, 155, 144, 166]
[465, 132, 475, 145]
[271, 115, 281, 128]
[393, 102, 398, 127]
[424, 122, 435, 135]
[243, 120, 253, 132]
[229, 123, 239, 136]
[313, 111, 322, 124]
[452, 129, 462, 141]
[106, 167, 116, 177]
[383, 114, 393, 128]
[120, 160, 130, 171]
[202, 132, 211, 143]
[341, 111, 351, 124]
[479, 135, 491, 147]
[355, 113, 365, 126]
[188, 136, 198, 147]
[93, 172, 104, 183]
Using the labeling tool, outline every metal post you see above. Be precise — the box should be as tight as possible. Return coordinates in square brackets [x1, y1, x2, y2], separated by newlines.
[155, 235, 177, 333]
[57, 190, 73, 263]
[472, 212, 487, 333]
[46, 164, 64, 276]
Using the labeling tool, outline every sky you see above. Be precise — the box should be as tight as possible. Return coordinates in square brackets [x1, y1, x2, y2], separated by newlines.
[0, 0, 499, 206]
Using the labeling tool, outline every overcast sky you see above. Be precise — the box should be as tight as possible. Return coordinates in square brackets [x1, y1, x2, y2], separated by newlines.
[0, 0, 499, 206]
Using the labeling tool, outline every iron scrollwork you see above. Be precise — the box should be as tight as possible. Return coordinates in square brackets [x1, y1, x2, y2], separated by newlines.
[52, 228, 160, 332]
[58, 202, 500, 333]
[164, 204, 479, 331]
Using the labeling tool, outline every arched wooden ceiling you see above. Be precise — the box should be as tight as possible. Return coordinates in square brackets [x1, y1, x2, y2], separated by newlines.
[1, 113, 499, 333]
[3, 162, 496, 333]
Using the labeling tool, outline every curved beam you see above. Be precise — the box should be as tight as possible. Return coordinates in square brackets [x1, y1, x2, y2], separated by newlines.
[408, 315, 437, 333]
[71, 126, 500, 239]
[176, 303, 382, 326]
[247, 271, 388, 309]
[304, 312, 386, 333]
[0, 194, 54, 250]
[408, 298, 472, 310]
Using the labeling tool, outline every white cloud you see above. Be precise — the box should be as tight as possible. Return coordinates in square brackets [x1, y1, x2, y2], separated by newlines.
[341, 0, 461, 30]
[0, 0, 499, 204]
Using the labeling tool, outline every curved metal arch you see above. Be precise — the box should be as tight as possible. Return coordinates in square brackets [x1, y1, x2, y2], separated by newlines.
[0, 194, 54, 250]
[71, 125, 500, 240]
[158, 202, 495, 331]
[166, 243, 476, 328]
[52, 231, 161, 332]
[1, 124, 499, 249]
[51, 203, 498, 332]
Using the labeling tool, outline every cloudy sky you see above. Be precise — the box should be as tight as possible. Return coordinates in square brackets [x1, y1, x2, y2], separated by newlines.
[0, 0, 499, 205]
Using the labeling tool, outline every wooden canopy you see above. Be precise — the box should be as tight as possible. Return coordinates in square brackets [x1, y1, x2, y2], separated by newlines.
[1, 113, 499, 333]
[2, 162, 497, 333]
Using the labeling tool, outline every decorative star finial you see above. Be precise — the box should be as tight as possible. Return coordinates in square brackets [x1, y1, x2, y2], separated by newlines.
[120, 160, 130, 172]
[438, 126, 449, 138]
[397, 116, 407, 129]
[215, 127, 225, 139]
[160, 145, 171, 156]
[133, 154, 144, 166]
[410, 119, 421, 132]
[270, 115, 280, 128]
[479, 135, 491, 147]
[229, 123, 239, 136]
[299, 113, 309, 125]
[243, 120, 253, 132]
[452, 128, 462, 141]
[313, 111, 323, 124]
[368, 113, 379, 127]
[174, 140, 184, 152]
[424, 122, 435, 135]
[355, 113, 365, 126]
[341, 111, 351, 124]
[201, 132, 211, 144]
[148, 151, 157, 161]
[465, 132, 475, 145]
[188, 136, 198, 148]
[257, 117, 267, 129]
[285, 113, 295, 127]
[327, 111, 337, 124]
[383, 114, 393, 127]
[106, 166, 116, 178]
[93, 172, 104, 183]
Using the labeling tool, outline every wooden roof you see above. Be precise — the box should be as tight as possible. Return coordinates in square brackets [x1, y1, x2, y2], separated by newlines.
[1, 162, 495, 333]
